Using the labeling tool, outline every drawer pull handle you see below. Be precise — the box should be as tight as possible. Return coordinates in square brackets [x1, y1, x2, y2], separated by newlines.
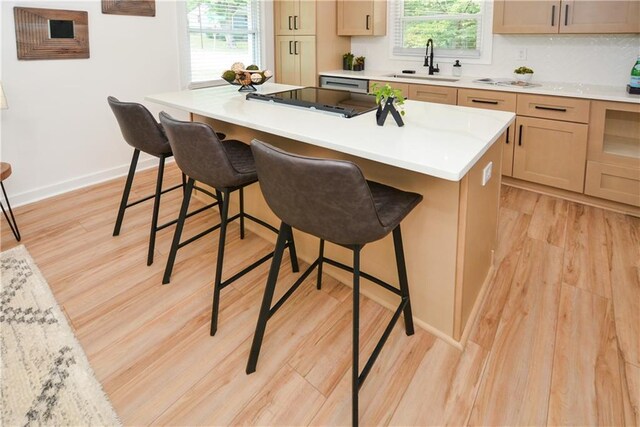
[506, 127, 510, 144]
[366, 15, 370, 30]
[518, 124, 523, 146]
[564, 4, 569, 26]
[327, 81, 359, 87]
[535, 105, 567, 112]
[472, 99, 499, 105]
[551, 5, 556, 26]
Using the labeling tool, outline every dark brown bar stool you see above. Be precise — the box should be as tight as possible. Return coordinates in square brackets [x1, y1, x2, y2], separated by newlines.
[158, 112, 299, 336]
[108, 96, 223, 266]
[246, 140, 422, 427]
[0, 162, 21, 241]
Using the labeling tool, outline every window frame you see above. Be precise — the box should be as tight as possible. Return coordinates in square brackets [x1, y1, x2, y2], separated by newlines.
[177, 0, 270, 89]
[390, 0, 493, 65]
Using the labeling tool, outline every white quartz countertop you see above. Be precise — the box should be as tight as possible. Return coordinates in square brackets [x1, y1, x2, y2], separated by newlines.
[321, 70, 640, 104]
[146, 83, 514, 181]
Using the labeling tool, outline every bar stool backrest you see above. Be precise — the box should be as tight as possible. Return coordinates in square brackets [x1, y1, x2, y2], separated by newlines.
[159, 112, 246, 189]
[107, 96, 170, 156]
[251, 139, 386, 246]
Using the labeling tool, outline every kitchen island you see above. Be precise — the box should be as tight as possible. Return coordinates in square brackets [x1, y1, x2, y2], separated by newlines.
[147, 83, 514, 345]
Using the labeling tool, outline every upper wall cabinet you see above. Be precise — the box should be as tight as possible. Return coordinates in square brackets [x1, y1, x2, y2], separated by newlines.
[336, 0, 387, 36]
[493, 0, 640, 34]
[275, 0, 316, 36]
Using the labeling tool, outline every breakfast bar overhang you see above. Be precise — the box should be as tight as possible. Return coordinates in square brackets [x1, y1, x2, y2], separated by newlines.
[147, 83, 515, 345]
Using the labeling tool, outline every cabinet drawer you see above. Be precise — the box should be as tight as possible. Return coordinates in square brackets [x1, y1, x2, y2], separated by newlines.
[517, 94, 590, 123]
[585, 161, 640, 207]
[409, 84, 457, 105]
[457, 89, 517, 112]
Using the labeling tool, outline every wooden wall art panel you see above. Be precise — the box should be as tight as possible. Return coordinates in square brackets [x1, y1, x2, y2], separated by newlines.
[14, 7, 89, 60]
[102, 0, 156, 17]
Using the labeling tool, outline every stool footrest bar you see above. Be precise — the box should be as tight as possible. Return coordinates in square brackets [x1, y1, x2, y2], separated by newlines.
[358, 297, 407, 388]
[269, 258, 320, 318]
[322, 257, 402, 296]
[125, 182, 184, 209]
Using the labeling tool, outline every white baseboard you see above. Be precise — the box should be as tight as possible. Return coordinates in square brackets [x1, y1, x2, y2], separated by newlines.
[11, 157, 174, 208]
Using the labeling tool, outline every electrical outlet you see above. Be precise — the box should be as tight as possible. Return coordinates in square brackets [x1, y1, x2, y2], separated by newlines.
[482, 162, 493, 186]
[517, 48, 527, 61]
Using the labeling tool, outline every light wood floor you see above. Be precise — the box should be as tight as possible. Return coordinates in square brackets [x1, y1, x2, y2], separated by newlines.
[1, 163, 638, 426]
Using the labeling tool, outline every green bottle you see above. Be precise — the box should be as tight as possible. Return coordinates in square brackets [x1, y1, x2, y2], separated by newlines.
[631, 56, 640, 89]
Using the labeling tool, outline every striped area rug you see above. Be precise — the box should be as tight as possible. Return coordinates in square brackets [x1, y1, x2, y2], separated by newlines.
[1, 245, 121, 426]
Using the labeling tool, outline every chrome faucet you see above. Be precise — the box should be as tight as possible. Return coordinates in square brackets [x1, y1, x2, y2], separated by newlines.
[424, 39, 439, 75]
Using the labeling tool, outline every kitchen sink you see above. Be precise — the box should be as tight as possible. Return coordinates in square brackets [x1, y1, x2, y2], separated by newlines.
[386, 74, 460, 82]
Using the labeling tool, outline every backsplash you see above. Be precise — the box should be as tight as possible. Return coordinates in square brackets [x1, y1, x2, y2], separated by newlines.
[351, 34, 640, 87]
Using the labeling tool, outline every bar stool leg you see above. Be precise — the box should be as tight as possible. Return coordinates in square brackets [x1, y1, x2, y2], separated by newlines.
[239, 187, 245, 240]
[287, 227, 299, 273]
[316, 239, 325, 289]
[147, 155, 166, 266]
[181, 172, 187, 195]
[246, 222, 290, 374]
[210, 189, 230, 336]
[352, 245, 362, 427]
[162, 178, 194, 284]
[393, 226, 415, 335]
[113, 149, 140, 236]
[0, 182, 21, 241]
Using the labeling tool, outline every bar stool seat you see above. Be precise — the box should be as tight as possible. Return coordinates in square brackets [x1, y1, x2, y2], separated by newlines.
[246, 140, 422, 426]
[0, 162, 21, 241]
[158, 112, 299, 336]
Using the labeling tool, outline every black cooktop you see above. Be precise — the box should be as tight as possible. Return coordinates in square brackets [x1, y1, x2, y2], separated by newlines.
[246, 87, 377, 118]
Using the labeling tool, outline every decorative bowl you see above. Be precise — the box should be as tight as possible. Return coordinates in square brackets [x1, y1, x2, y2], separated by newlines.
[513, 72, 533, 84]
[222, 69, 272, 92]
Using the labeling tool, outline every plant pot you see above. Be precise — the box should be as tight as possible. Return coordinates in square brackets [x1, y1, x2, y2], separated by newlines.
[376, 97, 404, 127]
[343, 58, 353, 70]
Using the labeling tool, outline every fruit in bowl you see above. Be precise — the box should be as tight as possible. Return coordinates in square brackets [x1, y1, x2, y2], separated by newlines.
[222, 63, 272, 91]
[513, 66, 534, 84]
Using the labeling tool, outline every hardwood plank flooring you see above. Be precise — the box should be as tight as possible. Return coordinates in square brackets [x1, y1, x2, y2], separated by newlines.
[1, 164, 638, 426]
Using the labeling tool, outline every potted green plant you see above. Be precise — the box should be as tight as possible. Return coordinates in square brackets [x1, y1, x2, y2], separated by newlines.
[343, 52, 354, 70]
[513, 66, 534, 84]
[353, 56, 365, 71]
[371, 83, 405, 127]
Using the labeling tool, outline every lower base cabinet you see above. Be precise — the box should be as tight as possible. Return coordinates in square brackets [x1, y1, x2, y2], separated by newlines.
[513, 116, 588, 192]
[585, 161, 640, 207]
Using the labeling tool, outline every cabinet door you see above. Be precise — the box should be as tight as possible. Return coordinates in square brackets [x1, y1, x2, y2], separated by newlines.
[493, 0, 560, 34]
[409, 84, 457, 105]
[275, 0, 297, 35]
[296, 36, 317, 87]
[588, 100, 640, 168]
[559, 0, 640, 33]
[513, 116, 588, 192]
[502, 123, 516, 176]
[337, 0, 373, 35]
[275, 36, 299, 85]
[296, 0, 317, 35]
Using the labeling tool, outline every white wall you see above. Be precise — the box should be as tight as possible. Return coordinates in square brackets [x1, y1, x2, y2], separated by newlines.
[352, 31, 640, 87]
[1, 0, 186, 207]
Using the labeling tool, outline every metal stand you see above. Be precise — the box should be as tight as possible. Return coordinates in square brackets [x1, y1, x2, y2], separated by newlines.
[246, 224, 414, 426]
[1, 181, 21, 241]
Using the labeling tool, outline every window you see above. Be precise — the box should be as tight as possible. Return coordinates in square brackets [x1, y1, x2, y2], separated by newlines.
[392, 0, 491, 62]
[185, 0, 261, 86]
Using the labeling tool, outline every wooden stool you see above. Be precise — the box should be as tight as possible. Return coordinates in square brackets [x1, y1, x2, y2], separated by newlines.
[0, 162, 21, 241]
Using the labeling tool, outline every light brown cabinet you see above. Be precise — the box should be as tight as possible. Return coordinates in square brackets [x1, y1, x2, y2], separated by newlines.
[493, 0, 640, 34]
[584, 100, 640, 206]
[336, 0, 386, 36]
[274, 0, 349, 87]
[408, 84, 457, 105]
[458, 89, 517, 176]
[275, 0, 316, 36]
[275, 36, 317, 87]
[513, 116, 588, 192]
